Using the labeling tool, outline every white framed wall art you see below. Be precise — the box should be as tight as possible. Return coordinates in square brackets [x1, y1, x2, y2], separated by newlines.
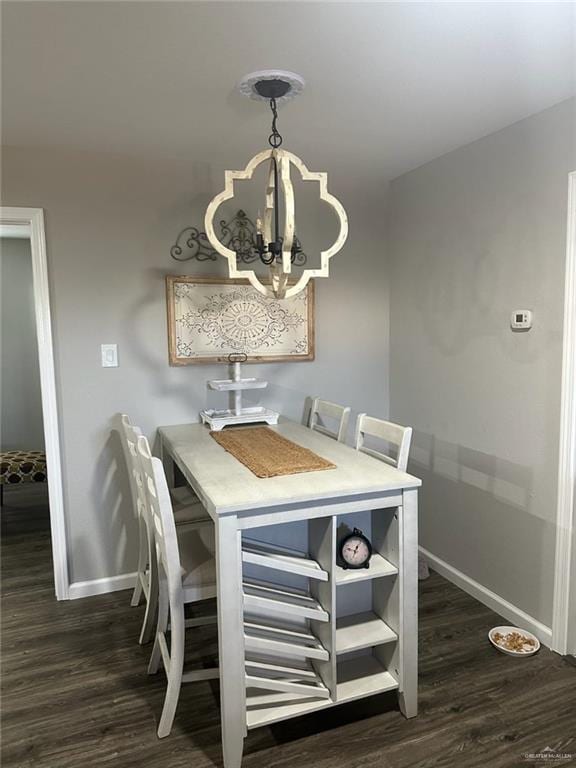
[166, 275, 315, 364]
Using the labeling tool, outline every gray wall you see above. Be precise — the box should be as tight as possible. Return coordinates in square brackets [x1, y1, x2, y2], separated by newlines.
[1, 146, 390, 585]
[388, 98, 575, 628]
[0, 237, 45, 451]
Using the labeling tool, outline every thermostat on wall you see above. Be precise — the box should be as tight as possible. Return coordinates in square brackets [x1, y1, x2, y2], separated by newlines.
[510, 310, 533, 330]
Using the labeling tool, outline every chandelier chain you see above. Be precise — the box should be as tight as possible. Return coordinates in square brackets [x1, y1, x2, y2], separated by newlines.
[268, 97, 283, 149]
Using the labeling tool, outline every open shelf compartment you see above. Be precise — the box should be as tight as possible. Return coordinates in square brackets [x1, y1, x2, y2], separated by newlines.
[335, 552, 398, 585]
[336, 652, 399, 704]
[335, 611, 397, 654]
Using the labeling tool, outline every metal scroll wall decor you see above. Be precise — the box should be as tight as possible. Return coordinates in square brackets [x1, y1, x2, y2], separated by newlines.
[170, 210, 307, 266]
[204, 70, 348, 300]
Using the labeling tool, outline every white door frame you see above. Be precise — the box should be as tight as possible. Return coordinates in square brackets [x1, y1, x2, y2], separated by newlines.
[1, 207, 69, 599]
[552, 172, 576, 655]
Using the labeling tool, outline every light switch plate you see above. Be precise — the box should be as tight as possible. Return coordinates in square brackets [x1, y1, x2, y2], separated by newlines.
[101, 344, 118, 367]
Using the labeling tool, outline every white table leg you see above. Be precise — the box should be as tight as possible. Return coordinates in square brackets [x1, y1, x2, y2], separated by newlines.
[399, 487, 418, 719]
[216, 514, 246, 768]
[158, 437, 175, 490]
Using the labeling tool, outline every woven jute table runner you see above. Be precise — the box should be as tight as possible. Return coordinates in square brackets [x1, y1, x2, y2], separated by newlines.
[210, 426, 336, 478]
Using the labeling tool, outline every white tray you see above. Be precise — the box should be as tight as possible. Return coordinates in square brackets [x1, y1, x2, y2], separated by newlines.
[208, 378, 268, 391]
[201, 407, 279, 431]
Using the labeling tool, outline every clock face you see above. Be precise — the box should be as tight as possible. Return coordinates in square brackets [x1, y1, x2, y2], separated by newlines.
[341, 535, 370, 567]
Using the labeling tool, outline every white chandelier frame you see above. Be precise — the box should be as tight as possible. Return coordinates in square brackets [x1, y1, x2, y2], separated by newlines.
[204, 148, 348, 299]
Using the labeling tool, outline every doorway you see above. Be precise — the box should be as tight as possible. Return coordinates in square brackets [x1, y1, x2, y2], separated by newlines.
[0, 208, 68, 599]
[552, 172, 576, 657]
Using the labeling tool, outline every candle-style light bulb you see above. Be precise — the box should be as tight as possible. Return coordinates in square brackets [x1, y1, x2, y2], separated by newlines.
[256, 210, 262, 234]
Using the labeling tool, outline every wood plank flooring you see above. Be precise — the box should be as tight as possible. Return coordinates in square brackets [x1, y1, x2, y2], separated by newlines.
[2, 493, 575, 768]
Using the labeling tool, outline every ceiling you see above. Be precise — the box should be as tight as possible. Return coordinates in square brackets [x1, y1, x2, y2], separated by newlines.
[2, 1, 575, 185]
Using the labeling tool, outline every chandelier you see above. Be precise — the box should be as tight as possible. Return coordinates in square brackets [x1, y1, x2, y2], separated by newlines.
[204, 70, 348, 299]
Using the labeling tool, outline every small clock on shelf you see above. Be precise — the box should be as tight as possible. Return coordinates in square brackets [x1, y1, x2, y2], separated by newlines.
[338, 527, 372, 570]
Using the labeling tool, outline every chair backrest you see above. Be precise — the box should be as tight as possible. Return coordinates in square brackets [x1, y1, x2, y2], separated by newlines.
[308, 397, 351, 443]
[355, 414, 413, 472]
[118, 414, 146, 520]
[136, 435, 181, 590]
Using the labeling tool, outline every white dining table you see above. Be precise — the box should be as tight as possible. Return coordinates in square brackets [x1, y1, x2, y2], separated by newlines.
[158, 418, 421, 768]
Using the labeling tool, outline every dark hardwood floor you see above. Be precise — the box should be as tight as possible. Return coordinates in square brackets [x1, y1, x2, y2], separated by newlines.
[2, 490, 575, 768]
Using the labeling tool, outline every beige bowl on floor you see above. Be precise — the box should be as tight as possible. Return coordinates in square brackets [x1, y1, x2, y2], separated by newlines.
[488, 625, 540, 657]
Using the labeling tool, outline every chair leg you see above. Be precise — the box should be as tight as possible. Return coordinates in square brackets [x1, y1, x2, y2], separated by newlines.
[157, 603, 185, 739]
[148, 574, 169, 675]
[139, 532, 158, 645]
[131, 516, 147, 607]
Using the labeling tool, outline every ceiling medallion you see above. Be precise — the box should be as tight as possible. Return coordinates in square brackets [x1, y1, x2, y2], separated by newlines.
[204, 71, 348, 299]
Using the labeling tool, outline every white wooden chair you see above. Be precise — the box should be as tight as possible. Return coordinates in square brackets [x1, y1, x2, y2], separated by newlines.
[355, 415, 430, 580]
[137, 435, 219, 739]
[117, 414, 211, 645]
[355, 413, 413, 472]
[308, 397, 351, 443]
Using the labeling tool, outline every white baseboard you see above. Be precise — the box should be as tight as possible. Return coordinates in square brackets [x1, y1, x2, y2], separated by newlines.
[68, 572, 136, 600]
[420, 546, 553, 647]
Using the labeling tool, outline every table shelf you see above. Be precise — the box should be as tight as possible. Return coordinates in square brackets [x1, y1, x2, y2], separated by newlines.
[245, 655, 320, 681]
[336, 654, 399, 704]
[242, 539, 329, 582]
[335, 552, 398, 586]
[243, 579, 330, 623]
[244, 617, 329, 661]
[246, 689, 333, 730]
[335, 611, 397, 654]
[245, 660, 330, 699]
